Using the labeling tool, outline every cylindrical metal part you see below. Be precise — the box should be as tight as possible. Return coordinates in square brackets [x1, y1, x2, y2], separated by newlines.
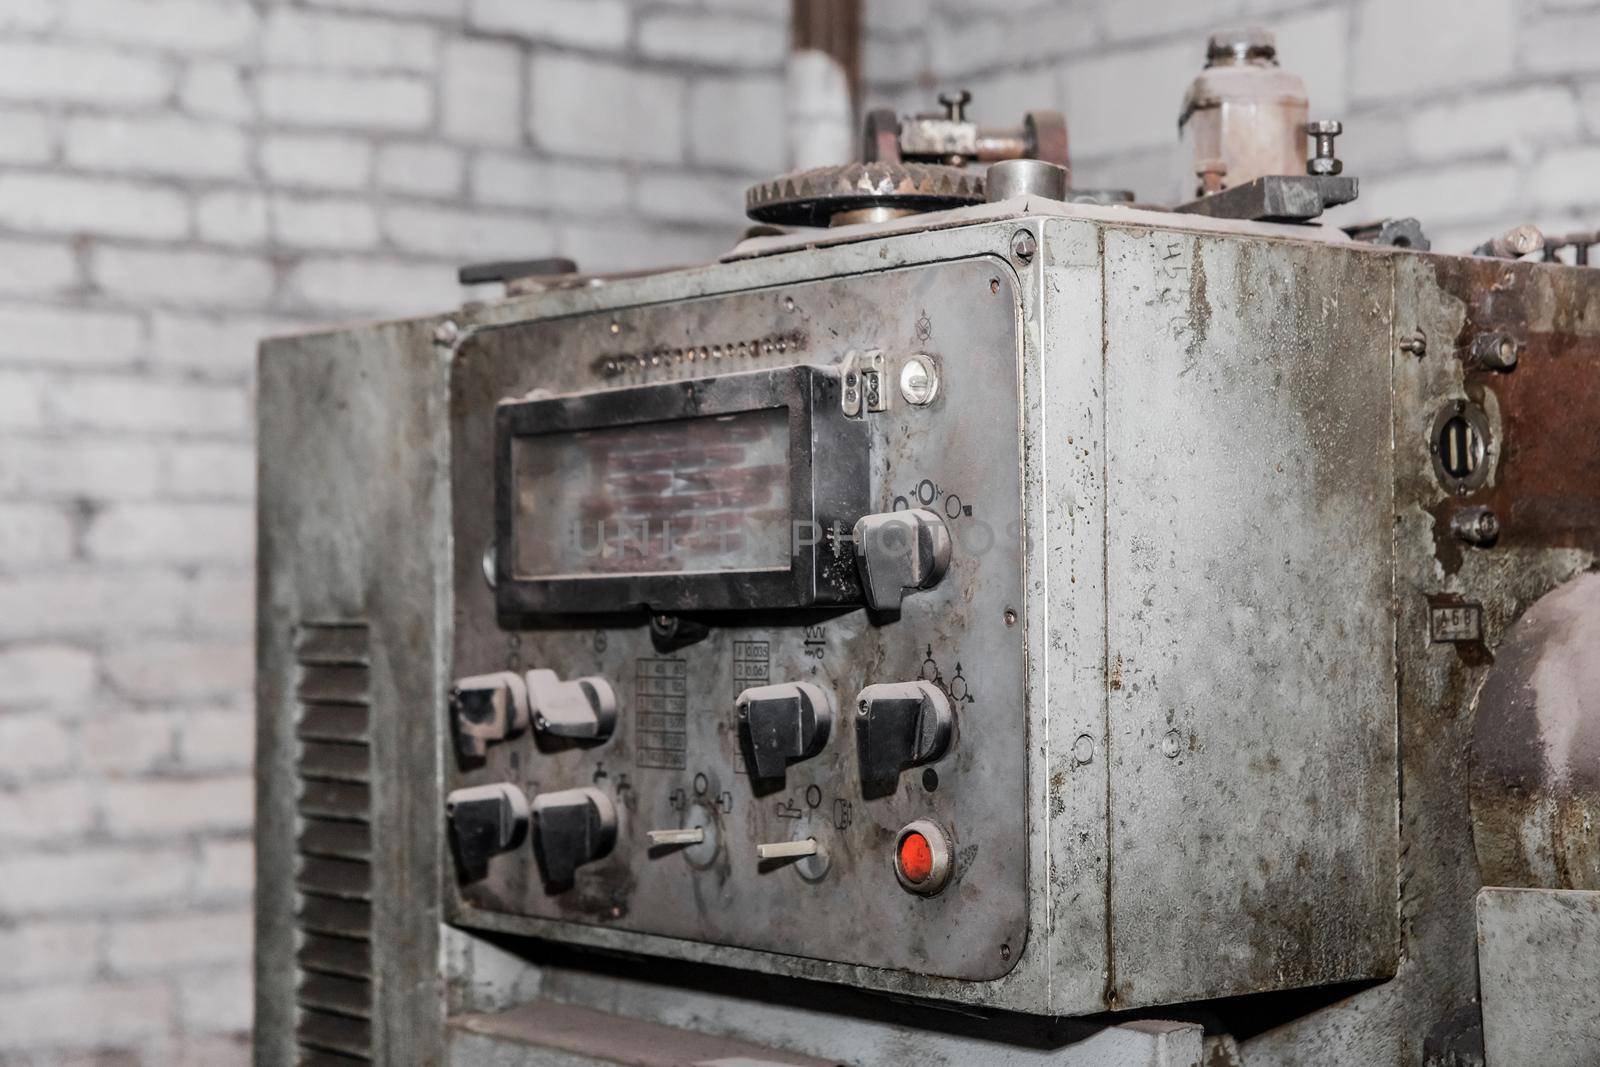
[985, 158, 1069, 202]
[1450, 506, 1500, 546]
[972, 129, 1030, 161]
[1470, 331, 1521, 371]
[1178, 28, 1309, 198]
[1474, 224, 1545, 259]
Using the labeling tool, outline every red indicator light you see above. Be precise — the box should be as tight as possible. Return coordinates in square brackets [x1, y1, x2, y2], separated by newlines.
[898, 831, 934, 884]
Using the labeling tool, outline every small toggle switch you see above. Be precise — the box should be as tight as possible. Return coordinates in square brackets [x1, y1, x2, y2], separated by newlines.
[648, 802, 719, 867]
[736, 682, 835, 779]
[756, 838, 818, 861]
[445, 782, 529, 877]
[530, 786, 617, 884]
[527, 669, 617, 741]
[852, 508, 951, 614]
[855, 680, 954, 792]
[756, 834, 830, 880]
[450, 672, 529, 759]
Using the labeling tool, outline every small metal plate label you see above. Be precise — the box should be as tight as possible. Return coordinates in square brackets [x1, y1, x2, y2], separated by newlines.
[1430, 602, 1483, 643]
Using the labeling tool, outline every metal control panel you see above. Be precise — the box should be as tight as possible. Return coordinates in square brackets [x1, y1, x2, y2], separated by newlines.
[445, 259, 1028, 980]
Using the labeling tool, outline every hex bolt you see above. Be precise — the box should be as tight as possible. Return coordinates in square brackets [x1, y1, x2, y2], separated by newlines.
[1305, 119, 1344, 176]
[1470, 331, 1520, 371]
[1451, 506, 1500, 547]
[1010, 229, 1037, 265]
[938, 88, 972, 122]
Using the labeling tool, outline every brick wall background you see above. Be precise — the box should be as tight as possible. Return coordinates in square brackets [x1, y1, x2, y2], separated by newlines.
[864, 0, 1600, 252]
[0, 1, 794, 1063]
[3, 0, 1599, 1062]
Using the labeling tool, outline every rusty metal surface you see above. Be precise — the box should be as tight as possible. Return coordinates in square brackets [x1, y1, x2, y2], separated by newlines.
[1425, 255, 1600, 564]
[1099, 229, 1399, 1008]
[447, 258, 1030, 981]
[1240, 252, 1600, 1067]
[1476, 888, 1600, 1066]
[1471, 572, 1600, 891]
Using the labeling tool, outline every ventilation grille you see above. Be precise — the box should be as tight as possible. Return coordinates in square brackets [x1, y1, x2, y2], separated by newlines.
[292, 623, 374, 1065]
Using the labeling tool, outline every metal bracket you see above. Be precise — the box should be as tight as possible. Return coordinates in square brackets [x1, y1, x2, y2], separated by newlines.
[1175, 175, 1359, 222]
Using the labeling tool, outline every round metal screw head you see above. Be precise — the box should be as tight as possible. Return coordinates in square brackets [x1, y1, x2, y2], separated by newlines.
[1010, 229, 1037, 264]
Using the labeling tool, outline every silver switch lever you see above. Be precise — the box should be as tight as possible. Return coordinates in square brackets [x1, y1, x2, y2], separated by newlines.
[527, 669, 617, 740]
[756, 838, 818, 860]
[647, 827, 706, 847]
[852, 508, 951, 613]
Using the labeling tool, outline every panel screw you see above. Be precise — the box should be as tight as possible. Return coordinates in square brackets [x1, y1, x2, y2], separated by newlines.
[1003, 609, 1017, 627]
[1398, 329, 1427, 357]
[1161, 729, 1181, 758]
[1010, 229, 1037, 264]
[1451, 506, 1500, 546]
[1305, 119, 1343, 176]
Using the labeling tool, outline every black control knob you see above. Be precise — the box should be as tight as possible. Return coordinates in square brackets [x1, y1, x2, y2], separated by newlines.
[855, 681, 954, 793]
[527, 669, 617, 741]
[446, 783, 529, 878]
[530, 786, 617, 884]
[852, 508, 951, 614]
[450, 672, 529, 759]
[736, 682, 836, 779]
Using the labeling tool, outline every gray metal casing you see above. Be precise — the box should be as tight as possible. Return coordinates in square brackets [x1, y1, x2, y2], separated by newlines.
[256, 210, 1402, 1053]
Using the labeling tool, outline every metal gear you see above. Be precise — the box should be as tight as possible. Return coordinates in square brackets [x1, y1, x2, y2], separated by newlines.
[744, 161, 986, 228]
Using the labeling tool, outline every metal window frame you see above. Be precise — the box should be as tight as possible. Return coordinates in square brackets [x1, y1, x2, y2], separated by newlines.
[492, 364, 868, 615]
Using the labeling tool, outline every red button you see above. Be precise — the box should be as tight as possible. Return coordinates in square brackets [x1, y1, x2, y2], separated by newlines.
[898, 831, 934, 884]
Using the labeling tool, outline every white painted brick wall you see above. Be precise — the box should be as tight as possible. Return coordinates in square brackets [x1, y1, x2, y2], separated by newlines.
[863, 0, 1600, 251]
[0, 0, 791, 1062]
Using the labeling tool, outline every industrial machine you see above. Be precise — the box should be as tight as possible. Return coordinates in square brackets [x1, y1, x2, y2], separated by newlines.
[256, 29, 1600, 1067]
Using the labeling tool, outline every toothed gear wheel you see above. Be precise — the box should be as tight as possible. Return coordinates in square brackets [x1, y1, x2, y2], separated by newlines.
[745, 161, 986, 227]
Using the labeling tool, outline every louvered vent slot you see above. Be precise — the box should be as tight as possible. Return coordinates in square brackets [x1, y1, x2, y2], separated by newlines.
[293, 623, 374, 1065]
